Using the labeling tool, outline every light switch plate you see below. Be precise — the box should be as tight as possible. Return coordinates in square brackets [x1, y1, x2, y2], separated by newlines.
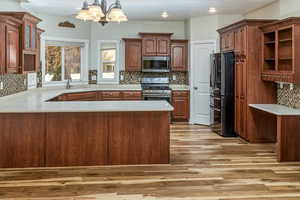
[0, 81, 3, 90]
[120, 74, 124, 81]
[92, 75, 97, 81]
[27, 72, 37, 89]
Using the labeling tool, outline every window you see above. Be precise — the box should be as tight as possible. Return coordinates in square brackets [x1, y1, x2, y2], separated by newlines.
[45, 45, 81, 82]
[42, 38, 89, 86]
[98, 41, 120, 83]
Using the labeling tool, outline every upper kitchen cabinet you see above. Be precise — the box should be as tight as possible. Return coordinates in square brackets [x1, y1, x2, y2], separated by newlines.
[139, 33, 173, 56]
[0, 15, 22, 74]
[261, 18, 300, 83]
[170, 40, 188, 72]
[0, 12, 43, 74]
[220, 31, 235, 52]
[123, 38, 142, 71]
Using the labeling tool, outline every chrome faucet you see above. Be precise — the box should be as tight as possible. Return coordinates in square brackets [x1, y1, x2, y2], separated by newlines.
[66, 77, 72, 89]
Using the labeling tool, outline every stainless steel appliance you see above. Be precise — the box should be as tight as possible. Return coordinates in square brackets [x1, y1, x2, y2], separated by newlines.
[210, 52, 235, 137]
[142, 77, 171, 102]
[142, 56, 170, 73]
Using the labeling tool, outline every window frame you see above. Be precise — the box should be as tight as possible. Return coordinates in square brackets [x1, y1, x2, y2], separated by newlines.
[97, 40, 120, 84]
[41, 36, 89, 87]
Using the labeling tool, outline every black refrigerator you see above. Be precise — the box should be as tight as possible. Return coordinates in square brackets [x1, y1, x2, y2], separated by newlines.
[210, 52, 235, 137]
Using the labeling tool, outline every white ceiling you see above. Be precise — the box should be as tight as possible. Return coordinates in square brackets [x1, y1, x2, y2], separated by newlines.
[21, 0, 276, 20]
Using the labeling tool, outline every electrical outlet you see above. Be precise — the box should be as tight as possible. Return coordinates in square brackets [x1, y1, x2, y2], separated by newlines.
[92, 75, 97, 81]
[120, 74, 124, 81]
[0, 81, 3, 90]
[172, 75, 177, 81]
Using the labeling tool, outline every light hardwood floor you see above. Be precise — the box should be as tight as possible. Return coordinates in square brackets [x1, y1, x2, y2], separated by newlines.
[1, 124, 300, 200]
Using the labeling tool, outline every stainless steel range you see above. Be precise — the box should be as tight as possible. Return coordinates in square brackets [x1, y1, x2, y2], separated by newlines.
[141, 77, 171, 102]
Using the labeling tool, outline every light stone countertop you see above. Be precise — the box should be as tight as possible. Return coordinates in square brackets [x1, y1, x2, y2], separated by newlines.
[169, 85, 190, 91]
[0, 84, 174, 113]
[249, 104, 300, 116]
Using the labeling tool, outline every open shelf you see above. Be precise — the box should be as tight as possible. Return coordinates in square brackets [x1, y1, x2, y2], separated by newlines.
[278, 59, 293, 71]
[278, 27, 292, 41]
[263, 32, 276, 71]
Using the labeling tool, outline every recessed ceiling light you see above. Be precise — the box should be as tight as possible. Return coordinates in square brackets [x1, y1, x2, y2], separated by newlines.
[161, 11, 168, 18]
[209, 7, 217, 13]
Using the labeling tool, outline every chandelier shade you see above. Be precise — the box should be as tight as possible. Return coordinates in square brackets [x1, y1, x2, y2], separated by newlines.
[76, 0, 128, 25]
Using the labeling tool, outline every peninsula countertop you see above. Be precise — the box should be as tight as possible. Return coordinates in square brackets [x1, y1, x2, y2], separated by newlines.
[249, 104, 300, 116]
[0, 85, 174, 113]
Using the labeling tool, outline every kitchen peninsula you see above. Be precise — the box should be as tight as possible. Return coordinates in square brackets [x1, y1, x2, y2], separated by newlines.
[0, 86, 173, 168]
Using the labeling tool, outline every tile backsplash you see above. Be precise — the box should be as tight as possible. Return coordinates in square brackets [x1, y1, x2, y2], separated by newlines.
[119, 71, 189, 85]
[0, 74, 27, 97]
[277, 84, 300, 109]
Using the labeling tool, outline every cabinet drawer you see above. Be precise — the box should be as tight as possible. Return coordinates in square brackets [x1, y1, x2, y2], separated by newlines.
[102, 91, 122, 100]
[123, 91, 142, 100]
[65, 92, 97, 101]
[172, 91, 189, 97]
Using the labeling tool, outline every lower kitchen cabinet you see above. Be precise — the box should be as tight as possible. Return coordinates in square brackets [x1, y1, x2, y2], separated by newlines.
[172, 91, 190, 122]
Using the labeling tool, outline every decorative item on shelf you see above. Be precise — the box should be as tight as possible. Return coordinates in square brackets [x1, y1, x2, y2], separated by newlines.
[76, 0, 128, 26]
[58, 21, 76, 28]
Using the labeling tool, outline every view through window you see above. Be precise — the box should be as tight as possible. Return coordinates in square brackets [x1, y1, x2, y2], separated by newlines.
[45, 45, 81, 82]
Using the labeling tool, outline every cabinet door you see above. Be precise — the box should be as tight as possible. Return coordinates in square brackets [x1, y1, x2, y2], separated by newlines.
[124, 40, 142, 71]
[172, 91, 190, 121]
[142, 37, 157, 56]
[227, 32, 235, 50]
[171, 41, 187, 71]
[123, 91, 142, 100]
[157, 36, 170, 56]
[6, 24, 19, 73]
[234, 61, 240, 134]
[220, 34, 226, 51]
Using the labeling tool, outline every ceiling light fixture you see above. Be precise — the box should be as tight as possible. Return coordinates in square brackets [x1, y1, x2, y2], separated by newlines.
[161, 11, 168, 18]
[208, 7, 217, 13]
[76, 0, 128, 26]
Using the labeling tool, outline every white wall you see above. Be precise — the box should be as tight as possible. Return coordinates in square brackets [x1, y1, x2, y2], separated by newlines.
[244, 1, 280, 19]
[36, 14, 91, 40]
[188, 15, 219, 41]
[0, 0, 25, 11]
[90, 21, 186, 69]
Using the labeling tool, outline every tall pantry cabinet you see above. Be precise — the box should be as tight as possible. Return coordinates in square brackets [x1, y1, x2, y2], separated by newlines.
[218, 20, 277, 143]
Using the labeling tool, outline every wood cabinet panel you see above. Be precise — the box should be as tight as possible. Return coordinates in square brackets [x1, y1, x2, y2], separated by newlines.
[102, 91, 122, 100]
[0, 23, 5, 74]
[0, 114, 45, 168]
[124, 39, 142, 71]
[123, 91, 142, 100]
[64, 92, 97, 101]
[140, 33, 173, 56]
[46, 113, 108, 167]
[172, 91, 190, 121]
[171, 40, 188, 71]
[142, 37, 157, 56]
[108, 112, 170, 165]
[157, 36, 170, 56]
[6, 24, 19, 73]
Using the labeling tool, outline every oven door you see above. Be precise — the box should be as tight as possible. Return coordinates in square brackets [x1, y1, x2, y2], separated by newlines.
[142, 57, 170, 72]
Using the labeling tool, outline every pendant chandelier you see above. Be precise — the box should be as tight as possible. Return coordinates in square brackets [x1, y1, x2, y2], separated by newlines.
[76, 0, 128, 26]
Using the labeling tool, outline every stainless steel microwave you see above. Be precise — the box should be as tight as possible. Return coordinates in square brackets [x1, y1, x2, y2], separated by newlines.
[142, 56, 170, 73]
